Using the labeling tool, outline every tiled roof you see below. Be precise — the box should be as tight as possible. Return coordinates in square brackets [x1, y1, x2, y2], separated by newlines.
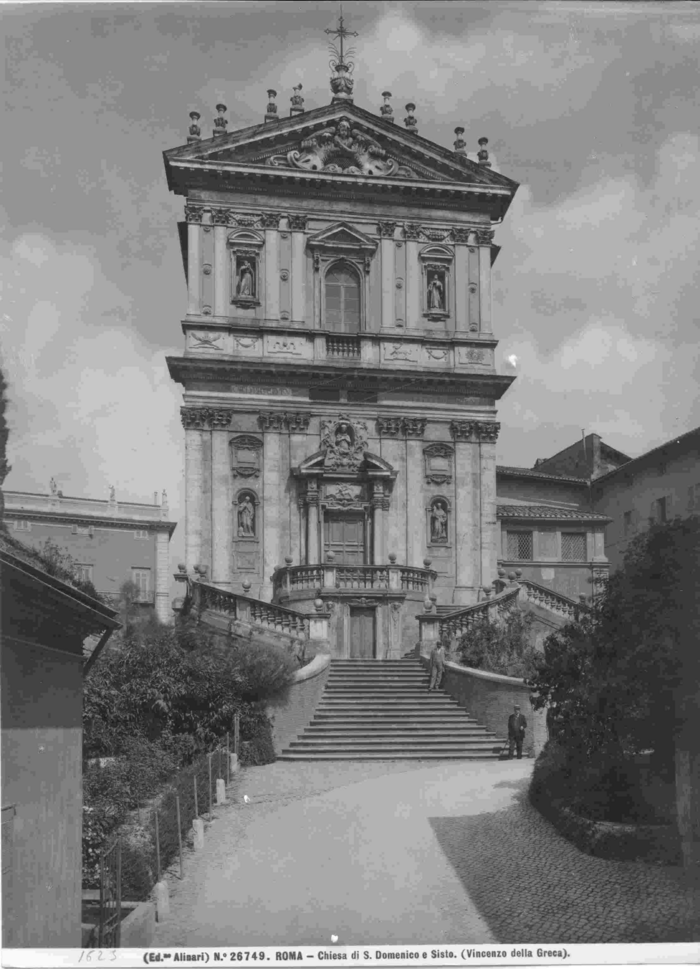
[497, 466, 589, 485]
[497, 504, 611, 522]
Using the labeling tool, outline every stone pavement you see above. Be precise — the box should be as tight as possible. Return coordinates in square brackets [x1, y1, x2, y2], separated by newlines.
[154, 759, 700, 947]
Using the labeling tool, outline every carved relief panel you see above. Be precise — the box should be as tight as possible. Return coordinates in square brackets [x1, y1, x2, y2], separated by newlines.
[230, 435, 263, 478]
[423, 443, 454, 485]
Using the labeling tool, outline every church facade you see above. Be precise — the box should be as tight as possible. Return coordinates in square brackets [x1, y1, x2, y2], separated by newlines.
[165, 33, 522, 657]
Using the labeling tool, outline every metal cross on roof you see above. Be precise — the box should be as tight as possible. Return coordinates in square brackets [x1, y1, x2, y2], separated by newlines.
[325, 6, 358, 72]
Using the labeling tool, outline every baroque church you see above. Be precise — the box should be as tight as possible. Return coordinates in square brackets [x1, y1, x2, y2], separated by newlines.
[165, 16, 609, 659]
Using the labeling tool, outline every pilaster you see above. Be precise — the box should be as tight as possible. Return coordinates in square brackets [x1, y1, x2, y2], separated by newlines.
[454, 239, 469, 333]
[185, 206, 203, 315]
[213, 218, 228, 317]
[211, 426, 233, 588]
[290, 215, 307, 324]
[451, 420, 480, 603]
[183, 420, 204, 571]
[404, 229, 421, 329]
[154, 531, 170, 623]
[477, 421, 499, 590]
[262, 213, 281, 320]
[477, 228, 494, 335]
[378, 222, 397, 329]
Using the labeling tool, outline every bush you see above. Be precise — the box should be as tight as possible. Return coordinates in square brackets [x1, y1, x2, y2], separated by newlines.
[456, 610, 538, 678]
[240, 722, 276, 766]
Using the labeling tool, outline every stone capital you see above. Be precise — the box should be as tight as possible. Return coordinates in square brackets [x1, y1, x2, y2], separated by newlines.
[181, 407, 232, 429]
[184, 204, 204, 224]
[474, 227, 495, 246]
[377, 221, 398, 239]
[377, 417, 403, 437]
[211, 208, 231, 226]
[403, 417, 427, 438]
[258, 412, 287, 432]
[450, 419, 477, 441]
[286, 412, 311, 432]
[260, 212, 282, 229]
[451, 227, 472, 244]
[475, 421, 500, 443]
[403, 223, 423, 241]
[289, 215, 308, 232]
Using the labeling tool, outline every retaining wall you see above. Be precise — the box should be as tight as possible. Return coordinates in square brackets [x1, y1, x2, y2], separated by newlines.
[267, 654, 331, 755]
[421, 654, 546, 757]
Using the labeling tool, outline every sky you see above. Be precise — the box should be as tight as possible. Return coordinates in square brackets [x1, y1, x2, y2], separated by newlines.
[2, 0, 700, 568]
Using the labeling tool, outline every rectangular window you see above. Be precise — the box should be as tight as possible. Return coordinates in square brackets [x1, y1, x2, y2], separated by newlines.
[13, 520, 31, 531]
[688, 484, 700, 513]
[506, 531, 533, 560]
[623, 511, 633, 537]
[133, 530, 149, 539]
[561, 532, 586, 561]
[74, 525, 93, 536]
[74, 564, 94, 584]
[309, 389, 341, 402]
[131, 568, 151, 601]
[651, 497, 668, 523]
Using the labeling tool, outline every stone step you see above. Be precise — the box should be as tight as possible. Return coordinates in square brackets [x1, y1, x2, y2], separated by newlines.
[288, 737, 500, 749]
[321, 690, 445, 699]
[277, 751, 503, 761]
[311, 716, 475, 726]
[315, 701, 461, 710]
[301, 729, 492, 739]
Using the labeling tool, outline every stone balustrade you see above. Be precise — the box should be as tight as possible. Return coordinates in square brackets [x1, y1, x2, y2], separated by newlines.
[190, 579, 315, 639]
[272, 562, 437, 600]
[417, 587, 520, 647]
[518, 579, 578, 620]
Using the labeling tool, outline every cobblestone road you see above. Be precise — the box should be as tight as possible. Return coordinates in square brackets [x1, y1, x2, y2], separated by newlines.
[154, 760, 699, 948]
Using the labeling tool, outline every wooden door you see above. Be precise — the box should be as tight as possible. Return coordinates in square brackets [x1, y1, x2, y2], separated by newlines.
[325, 511, 365, 564]
[350, 607, 375, 659]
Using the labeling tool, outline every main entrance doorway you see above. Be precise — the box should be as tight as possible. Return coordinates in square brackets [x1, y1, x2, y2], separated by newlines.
[349, 607, 375, 659]
[324, 510, 366, 564]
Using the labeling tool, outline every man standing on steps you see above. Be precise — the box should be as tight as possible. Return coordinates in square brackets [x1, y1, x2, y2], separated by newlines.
[508, 704, 527, 759]
[428, 641, 445, 692]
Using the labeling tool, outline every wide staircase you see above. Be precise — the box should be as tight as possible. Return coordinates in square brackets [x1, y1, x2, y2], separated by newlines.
[278, 656, 506, 761]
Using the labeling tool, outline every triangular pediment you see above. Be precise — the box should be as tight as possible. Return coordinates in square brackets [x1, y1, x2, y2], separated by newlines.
[308, 222, 377, 252]
[165, 102, 518, 194]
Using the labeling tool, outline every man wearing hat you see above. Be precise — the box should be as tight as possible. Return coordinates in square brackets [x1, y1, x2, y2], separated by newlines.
[508, 704, 527, 759]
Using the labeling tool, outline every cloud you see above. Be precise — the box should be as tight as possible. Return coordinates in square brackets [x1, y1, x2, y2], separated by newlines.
[496, 132, 700, 463]
[1, 233, 184, 550]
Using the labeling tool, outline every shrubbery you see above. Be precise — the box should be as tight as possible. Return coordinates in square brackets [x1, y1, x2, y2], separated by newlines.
[83, 617, 297, 888]
[456, 609, 538, 678]
[528, 516, 700, 826]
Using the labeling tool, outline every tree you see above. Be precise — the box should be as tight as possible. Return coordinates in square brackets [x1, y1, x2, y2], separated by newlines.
[528, 516, 700, 815]
[456, 608, 538, 678]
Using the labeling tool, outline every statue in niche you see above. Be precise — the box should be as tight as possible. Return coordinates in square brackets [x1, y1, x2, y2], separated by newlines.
[430, 501, 448, 543]
[335, 422, 353, 457]
[428, 273, 445, 311]
[236, 260, 255, 298]
[238, 495, 255, 537]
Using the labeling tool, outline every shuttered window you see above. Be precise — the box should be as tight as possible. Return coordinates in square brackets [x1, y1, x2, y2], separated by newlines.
[325, 266, 360, 332]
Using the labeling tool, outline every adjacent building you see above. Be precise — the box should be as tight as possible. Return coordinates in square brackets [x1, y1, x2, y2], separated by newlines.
[2, 487, 177, 623]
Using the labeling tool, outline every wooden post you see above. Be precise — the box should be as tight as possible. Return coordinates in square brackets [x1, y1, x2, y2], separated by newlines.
[194, 774, 199, 819]
[226, 733, 230, 785]
[175, 796, 183, 880]
[154, 810, 161, 883]
[234, 712, 240, 757]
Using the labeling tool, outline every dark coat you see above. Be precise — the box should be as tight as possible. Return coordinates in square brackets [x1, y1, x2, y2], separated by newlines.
[430, 647, 445, 670]
[508, 713, 526, 738]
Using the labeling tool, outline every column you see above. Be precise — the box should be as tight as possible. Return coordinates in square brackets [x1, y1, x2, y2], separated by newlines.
[306, 481, 320, 565]
[211, 429, 232, 588]
[378, 222, 396, 328]
[478, 423, 499, 591]
[154, 530, 170, 623]
[288, 429, 308, 566]
[262, 214, 280, 320]
[380, 431, 407, 564]
[290, 216, 306, 324]
[213, 222, 227, 317]
[405, 238, 421, 329]
[478, 229, 493, 334]
[261, 429, 283, 600]
[452, 423, 480, 604]
[372, 501, 385, 564]
[186, 217, 202, 315]
[184, 425, 205, 571]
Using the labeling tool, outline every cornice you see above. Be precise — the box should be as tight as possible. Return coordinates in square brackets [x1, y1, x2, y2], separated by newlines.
[167, 355, 514, 400]
[3, 510, 177, 534]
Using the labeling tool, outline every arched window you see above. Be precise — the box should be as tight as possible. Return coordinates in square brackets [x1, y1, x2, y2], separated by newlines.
[325, 264, 360, 332]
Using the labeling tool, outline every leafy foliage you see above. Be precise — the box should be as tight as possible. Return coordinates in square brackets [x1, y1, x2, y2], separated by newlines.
[528, 516, 700, 821]
[456, 609, 538, 678]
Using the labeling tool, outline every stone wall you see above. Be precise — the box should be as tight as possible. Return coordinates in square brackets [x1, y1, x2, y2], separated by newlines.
[267, 653, 331, 754]
[421, 656, 547, 757]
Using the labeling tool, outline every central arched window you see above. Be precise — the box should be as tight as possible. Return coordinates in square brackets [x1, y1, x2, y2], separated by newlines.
[325, 264, 360, 332]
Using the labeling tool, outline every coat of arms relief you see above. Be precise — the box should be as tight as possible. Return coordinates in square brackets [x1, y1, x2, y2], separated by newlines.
[267, 119, 421, 179]
[320, 414, 369, 471]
